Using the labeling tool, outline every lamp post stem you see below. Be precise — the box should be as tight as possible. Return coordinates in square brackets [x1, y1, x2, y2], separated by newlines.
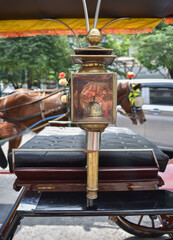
[86, 131, 101, 200]
[93, 0, 102, 28]
[82, 0, 90, 32]
[87, 151, 99, 200]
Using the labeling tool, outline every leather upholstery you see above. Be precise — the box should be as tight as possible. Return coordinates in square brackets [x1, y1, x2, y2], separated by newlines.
[11, 127, 169, 172]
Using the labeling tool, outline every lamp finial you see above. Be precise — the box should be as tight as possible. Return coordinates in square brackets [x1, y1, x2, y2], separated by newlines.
[86, 28, 103, 46]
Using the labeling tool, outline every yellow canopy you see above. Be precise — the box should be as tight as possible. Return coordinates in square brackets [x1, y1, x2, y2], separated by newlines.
[0, 18, 164, 37]
[0, 0, 172, 37]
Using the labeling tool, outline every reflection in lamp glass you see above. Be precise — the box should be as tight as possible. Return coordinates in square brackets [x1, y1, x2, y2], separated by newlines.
[87, 101, 102, 118]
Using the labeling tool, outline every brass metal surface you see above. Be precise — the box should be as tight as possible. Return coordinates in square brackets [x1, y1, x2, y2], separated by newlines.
[79, 123, 108, 131]
[86, 28, 102, 46]
[79, 62, 106, 73]
[71, 55, 116, 65]
[86, 151, 99, 199]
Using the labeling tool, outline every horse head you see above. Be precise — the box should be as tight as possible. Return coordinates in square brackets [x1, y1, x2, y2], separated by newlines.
[117, 81, 146, 125]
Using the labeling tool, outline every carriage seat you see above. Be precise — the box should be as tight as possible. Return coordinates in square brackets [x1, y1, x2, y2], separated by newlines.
[10, 126, 169, 191]
[10, 126, 169, 171]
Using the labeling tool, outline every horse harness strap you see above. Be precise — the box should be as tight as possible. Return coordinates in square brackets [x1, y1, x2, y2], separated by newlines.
[1, 106, 63, 122]
[39, 91, 46, 121]
[119, 93, 129, 107]
[0, 88, 68, 113]
[1, 90, 46, 120]
[3, 96, 8, 118]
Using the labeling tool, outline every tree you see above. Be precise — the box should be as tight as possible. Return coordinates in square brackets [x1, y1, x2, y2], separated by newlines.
[0, 35, 73, 88]
[132, 23, 173, 78]
[102, 34, 134, 77]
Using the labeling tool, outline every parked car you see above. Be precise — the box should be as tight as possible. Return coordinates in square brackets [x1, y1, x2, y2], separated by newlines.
[116, 79, 173, 158]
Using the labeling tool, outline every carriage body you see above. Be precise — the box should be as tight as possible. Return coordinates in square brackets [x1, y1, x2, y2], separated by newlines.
[1, 0, 173, 239]
[6, 125, 173, 239]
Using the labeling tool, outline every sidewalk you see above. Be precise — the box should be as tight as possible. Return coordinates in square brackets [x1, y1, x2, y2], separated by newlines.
[0, 174, 18, 226]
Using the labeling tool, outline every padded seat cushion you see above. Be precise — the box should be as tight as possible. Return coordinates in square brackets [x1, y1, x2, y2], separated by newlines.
[12, 127, 169, 172]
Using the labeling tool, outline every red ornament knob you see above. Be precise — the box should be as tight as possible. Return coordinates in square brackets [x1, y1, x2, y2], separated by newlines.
[126, 72, 134, 79]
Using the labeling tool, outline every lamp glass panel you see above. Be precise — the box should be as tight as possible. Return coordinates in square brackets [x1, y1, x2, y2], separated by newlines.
[71, 73, 115, 123]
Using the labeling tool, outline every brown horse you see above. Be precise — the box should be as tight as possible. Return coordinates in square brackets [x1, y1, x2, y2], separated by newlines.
[0, 82, 145, 168]
[0, 88, 68, 149]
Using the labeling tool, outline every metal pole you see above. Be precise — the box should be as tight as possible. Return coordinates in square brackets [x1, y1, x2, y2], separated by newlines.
[87, 151, 99, 200]
[86, 131, 101, 200]
[82, 0, 90, 32]
[42, 18, 82, 48]
[93, 0, 102, 28]
[100, 17, 130, 31]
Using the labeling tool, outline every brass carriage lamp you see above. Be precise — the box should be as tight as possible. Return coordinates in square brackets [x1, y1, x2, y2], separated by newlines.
[70, 28, 117, 200]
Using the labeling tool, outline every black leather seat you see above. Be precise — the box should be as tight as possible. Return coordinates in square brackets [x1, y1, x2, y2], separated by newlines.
[10, 126, 169, 172]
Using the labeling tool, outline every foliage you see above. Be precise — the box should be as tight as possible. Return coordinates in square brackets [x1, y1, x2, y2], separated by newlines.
[0, 35, 73, 88]
[132, 23, 173, 78]
[103, 34, 131, 56]
[102, 34, 133, 76]
[101, 24, 173, 79]
[1, 23, 173, 89]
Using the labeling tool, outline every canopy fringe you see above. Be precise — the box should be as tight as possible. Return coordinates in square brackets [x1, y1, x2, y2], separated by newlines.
[164, 17, 173, 24]
[0, 28, 153, 38]
[102, 28, 153, 34]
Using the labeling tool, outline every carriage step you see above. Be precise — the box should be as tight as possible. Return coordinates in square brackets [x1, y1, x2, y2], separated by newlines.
[17, 190, 173, 216]
[2, 189, 173, 239]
